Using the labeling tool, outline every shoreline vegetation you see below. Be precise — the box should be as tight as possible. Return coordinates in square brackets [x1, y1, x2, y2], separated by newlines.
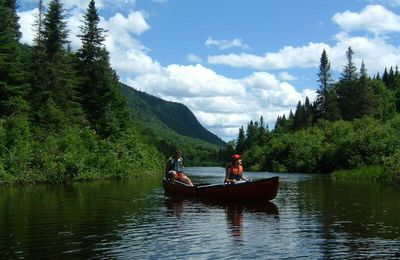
[221, 48, 400, 186]
[0, 0, 168, 185]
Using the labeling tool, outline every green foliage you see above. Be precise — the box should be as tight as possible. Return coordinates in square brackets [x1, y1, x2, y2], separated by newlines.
[332, 165, 384, 182]
[76, 1, 129, 138]
[0, 0, 29, 116]
[381, 149, 400, 185]
[227, 114, 400, 180]
[121, 84, 224, 166]
[0, 122, 164, 184]
[231, 47, 400, 187]
[122, 85, 225, 147]
[0, 0, 179, 184]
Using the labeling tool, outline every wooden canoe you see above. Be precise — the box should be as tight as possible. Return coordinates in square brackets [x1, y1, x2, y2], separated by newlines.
[163, 176, 279, 201]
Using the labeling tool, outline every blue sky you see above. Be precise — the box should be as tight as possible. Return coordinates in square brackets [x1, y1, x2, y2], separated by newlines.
[17, 0, 400, 141]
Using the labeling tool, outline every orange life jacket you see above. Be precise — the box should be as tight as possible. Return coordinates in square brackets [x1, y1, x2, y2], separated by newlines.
[228, 165, 243, 178]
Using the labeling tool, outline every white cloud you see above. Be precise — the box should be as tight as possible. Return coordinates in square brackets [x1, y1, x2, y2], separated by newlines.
[332, 5, 400, 34]
[205, 36, 250, 50]
[18, 8, 37, 45]
[207, 4, 400, 77]
[106, 11, 150, 36]
[187, 54, 202, 63]
[125, 66, 314, 140]
[330, 32, 400, 73]
[208, 42, 329, 70]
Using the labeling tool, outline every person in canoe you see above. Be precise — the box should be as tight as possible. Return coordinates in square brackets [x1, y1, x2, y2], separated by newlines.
[224, 154, 248, 183]
[165, 150, 194, 186]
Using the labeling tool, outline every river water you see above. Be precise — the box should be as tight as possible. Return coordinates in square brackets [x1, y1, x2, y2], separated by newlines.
[1, 167, 400, 259]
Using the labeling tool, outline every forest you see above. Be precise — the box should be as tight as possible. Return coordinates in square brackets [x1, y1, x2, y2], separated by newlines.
[225, 48, 400, 185]
[0, 0, 169, 184]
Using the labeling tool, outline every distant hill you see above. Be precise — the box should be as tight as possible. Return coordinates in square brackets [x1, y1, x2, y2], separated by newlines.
[121, 84, 226, 165]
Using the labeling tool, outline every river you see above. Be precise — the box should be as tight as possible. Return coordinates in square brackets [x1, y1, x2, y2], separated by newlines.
[1, 167, 399, 259]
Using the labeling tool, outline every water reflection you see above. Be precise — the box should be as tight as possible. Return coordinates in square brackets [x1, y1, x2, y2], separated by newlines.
[165, 198, 279, 247]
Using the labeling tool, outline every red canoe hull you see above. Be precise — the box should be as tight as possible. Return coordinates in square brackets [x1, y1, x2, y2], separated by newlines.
[163, 176, 279, 201]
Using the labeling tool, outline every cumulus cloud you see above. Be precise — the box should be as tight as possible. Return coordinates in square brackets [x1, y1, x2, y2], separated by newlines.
[205, 36, 250, 50]
[332, 5, 400, 34]
[106, 11, 150, 36]
[208, 5, 400, 76]
[208, 42, 329, 70]
[125, 66, 314, 140]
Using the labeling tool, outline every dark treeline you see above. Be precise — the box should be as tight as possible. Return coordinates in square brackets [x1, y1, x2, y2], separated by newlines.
[224, 47, 400, 185]
[0, 0, 165, 183]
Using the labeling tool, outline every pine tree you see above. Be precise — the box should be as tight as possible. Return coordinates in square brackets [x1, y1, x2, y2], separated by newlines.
[77, 0, 128, 137]
[340, 46, 358, 82]
[0, 0, 29, 116]
[30, 0, 83, 128]
[337, 47, 359, 120]
[293, 101, 305, 130]
[314, 49, 335, 121]
[304, 96, 314, 126]
[236, 126, 245, 154]
[356, 61, 378, 117]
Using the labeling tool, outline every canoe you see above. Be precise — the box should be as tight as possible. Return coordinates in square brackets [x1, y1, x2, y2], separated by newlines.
[163, 176, 279, 201]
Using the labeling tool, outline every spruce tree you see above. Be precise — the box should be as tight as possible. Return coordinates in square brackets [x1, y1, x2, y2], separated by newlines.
[314, 49, 336, 121]
[77, 0, 128, 137]
[304, 96, 315, 126]
[0, 0, 29, 116]
[340, 47, 358, 82]
[337, 47, 359, 120]
[30, 0, 83, 128]
[356, 61, 377, 118]
[293, 101, 305, 130]
[236, 126, 245, 154]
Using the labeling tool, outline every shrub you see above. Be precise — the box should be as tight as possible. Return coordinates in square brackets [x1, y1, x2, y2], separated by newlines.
[382, 150, 400, 185]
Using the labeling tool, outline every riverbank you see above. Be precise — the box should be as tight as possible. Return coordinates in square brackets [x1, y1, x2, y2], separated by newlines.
[0, 125, 164, 185]
[332, 150, 400, 186]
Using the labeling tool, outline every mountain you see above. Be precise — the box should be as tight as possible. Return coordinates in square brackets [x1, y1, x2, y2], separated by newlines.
[121, 84, 226, 165]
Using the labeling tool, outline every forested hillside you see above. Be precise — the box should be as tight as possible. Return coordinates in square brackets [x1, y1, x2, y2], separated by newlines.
[122, 85, 225, 147]
[121, 85, 225, 166]
[225, 47, 400, 185]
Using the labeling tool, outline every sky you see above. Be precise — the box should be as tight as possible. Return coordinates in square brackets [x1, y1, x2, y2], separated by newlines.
[16, 0, 400, 141]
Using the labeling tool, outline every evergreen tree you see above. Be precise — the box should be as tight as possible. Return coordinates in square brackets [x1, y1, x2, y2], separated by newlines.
[30, 0, 83, 128]
[236, 126, 245, 154]
[77, 0, 128, 137]
[30, 0, 48, 121]
[304, 96, 314, 126]
[340, 46, 358, 82]
[355, 61, 378, 118]
[258, 115, 270, 144]
[0, 0, 29, 116]
[337, 47, 359, 120]
[293, 101, 305, 130]
[314, 50, 337, 121]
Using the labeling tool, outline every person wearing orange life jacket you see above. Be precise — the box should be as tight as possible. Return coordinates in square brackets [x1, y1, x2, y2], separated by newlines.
[165, 150, 193, 186]
[224, 154, 248, 183]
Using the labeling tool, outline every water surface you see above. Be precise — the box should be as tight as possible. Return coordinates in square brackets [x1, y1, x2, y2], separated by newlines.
[1, 167, 399, 259]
